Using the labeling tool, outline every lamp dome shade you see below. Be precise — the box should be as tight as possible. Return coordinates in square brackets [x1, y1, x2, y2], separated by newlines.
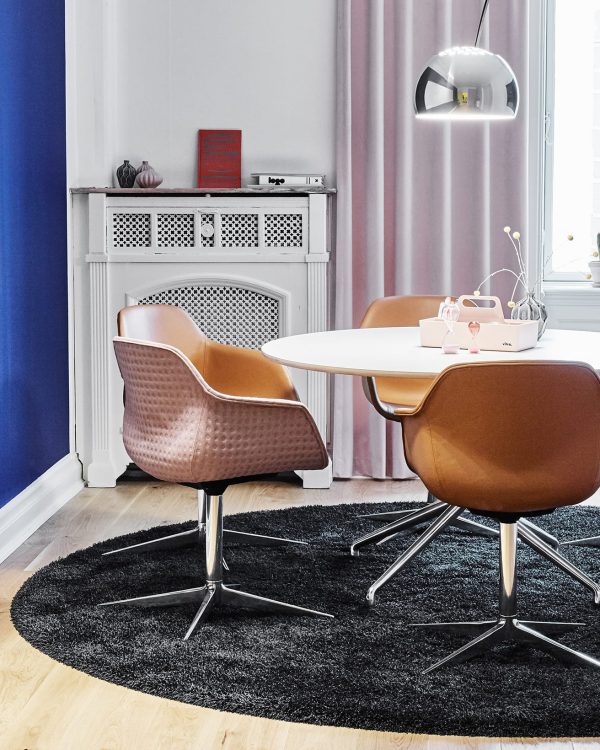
[415, 46, 519, 120]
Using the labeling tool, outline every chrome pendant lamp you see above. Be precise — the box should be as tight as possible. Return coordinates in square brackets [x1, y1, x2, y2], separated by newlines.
[415, 0, 519, 120]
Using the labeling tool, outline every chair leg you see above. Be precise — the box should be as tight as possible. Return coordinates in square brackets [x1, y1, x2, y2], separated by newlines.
[416, 522, 600, 674]
[518, 518, 559, 549]
[219, 585, 333, 618]
[184, 587, 217, 640]
[513, 622, 600, 668]
[222, 529, 308, 547]
[101, 491, 332, 637]
[447, 516, 499, 539]
[102, 527, 199, 556]
[374, 512, 499, 547]
[517, 521, 600, 605]
[422, 622, 506, 674]
[350, 502, 447, 556]
[359, 490, 439, 521]
[100, 586, 207, 608]
[560, 535, 600, 549]
[366, 505, 464, 605]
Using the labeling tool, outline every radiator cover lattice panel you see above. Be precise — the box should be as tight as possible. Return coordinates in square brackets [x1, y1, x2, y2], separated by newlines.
[157, 213, 195, 248]
[264, 214, 303, 247]
[137, 285, 280, 349]
[220, 214, 259, 247]
[112, 214, 151, 247]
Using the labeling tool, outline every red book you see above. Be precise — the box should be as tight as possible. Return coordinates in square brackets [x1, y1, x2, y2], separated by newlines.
[197, 129, 241, 188]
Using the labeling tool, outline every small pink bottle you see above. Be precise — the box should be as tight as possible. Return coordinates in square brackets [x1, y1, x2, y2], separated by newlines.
[468, 321, 481, 354]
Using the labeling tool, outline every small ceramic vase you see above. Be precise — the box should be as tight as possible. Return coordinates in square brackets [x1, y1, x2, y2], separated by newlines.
[134, 161, 163, 188]
[115, 159, 137, 188]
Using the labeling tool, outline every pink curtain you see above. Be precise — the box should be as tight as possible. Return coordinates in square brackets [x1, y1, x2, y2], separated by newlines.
[333, 0, 533, 478]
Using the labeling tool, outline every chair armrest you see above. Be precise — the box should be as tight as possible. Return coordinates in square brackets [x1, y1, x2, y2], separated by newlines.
[362, 377, 419, 421]
[205, 340, 298, 400]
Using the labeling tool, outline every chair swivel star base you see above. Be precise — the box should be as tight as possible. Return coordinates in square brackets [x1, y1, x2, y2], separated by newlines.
[359, 492, 560, 549]
[352, 498, 600, 606]
[101, 484, 333, 639]
[103, 488, 306, 565]
[356, 491, 500, 544]
[412, 522, 600, 674]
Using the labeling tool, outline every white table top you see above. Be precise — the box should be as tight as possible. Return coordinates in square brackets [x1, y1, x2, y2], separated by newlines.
[262, 327, 600, 377]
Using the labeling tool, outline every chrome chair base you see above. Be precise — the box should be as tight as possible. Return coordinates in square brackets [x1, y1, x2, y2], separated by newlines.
[352, 495, 597, 606]
[103, 489, 308, 557]
[365, 505, 464, 604]
[516, 522, 600, 605]
[561, 535, 600, 548]
[100, 492, 332, 638]
[412, 523, 600, 674]
[100, 581, 332, 641]
[358, 494, 559, 550]
[414, 616, 597, 675]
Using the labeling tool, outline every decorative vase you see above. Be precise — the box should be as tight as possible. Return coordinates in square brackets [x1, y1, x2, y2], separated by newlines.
[136, 160, 151, 175]
[115, 159, 137, 188]
[589, 260, 600, 287]
[510, 292, 548, 339]
[134, 161, 163, 188]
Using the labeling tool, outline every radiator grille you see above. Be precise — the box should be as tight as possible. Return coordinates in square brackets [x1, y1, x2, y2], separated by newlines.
[112, 213, 151, 247]
[264, 213, 303, 247]
[157, 213, 195, 248]
[137, 285, 280, 348]
[221, 214, 259, 247]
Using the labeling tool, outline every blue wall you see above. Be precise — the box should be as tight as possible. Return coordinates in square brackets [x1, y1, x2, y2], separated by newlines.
[0, 0, 69, 509]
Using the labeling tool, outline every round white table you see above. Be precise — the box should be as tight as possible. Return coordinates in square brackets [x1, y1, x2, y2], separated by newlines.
[262, 325, 600, 608]
[262, 326, 600, 376]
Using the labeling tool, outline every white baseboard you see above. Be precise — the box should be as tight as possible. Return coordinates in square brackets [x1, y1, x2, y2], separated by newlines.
[0, 453, 84, 564]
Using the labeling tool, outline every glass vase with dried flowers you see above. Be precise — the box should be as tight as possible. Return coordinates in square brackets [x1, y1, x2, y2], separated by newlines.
[473, 227, 548, 340]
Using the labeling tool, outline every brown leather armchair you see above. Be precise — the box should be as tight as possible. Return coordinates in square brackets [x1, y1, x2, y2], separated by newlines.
[106, 304, 313, 559]
[401, 361, 600, 672]
[102, 309, 332, 638]
[360, 294, 445, 412]
[353, 294, 498, 552]
[353, 297, 600, 612]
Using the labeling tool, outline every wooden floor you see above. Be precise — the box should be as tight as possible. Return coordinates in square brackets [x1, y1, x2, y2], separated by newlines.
[1, 478, 599, 750]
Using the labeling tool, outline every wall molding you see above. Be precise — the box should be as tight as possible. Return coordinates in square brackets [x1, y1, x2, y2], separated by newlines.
[0, 453, 83, 563]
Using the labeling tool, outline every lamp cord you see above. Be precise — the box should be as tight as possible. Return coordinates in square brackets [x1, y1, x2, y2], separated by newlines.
[474, 0, 491, 47]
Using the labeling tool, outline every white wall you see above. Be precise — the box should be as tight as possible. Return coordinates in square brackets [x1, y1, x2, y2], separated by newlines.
[69, 0, 337, 188]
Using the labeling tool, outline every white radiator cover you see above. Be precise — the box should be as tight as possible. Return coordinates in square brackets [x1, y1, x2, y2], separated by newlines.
[72, 191, 333, 489]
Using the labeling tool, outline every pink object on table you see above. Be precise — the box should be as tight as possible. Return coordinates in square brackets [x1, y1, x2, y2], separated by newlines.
[468, 321, 481, 354]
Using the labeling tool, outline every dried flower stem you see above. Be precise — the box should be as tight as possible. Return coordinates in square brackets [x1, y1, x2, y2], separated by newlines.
[508, 233, 527, 285]
[476, 267, 528, 295]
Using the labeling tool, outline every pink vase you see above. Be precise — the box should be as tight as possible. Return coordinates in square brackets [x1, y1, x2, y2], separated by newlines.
[135, 161, 163, 188]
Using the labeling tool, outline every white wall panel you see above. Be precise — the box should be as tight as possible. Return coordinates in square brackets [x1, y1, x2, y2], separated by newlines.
[69, 0, 337, 188]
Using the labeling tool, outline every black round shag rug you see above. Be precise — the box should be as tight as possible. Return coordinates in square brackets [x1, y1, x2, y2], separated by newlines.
[10, 500, 600, 738]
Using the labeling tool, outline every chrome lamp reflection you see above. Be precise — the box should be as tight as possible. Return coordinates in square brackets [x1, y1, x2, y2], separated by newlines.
[414, 0, 519, 121]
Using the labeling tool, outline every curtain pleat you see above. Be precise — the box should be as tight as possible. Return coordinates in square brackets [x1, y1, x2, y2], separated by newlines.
[334, 0, 532, 479]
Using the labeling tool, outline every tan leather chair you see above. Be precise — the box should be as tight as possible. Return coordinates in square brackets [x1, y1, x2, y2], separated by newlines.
[107, 303, 309, 559]
[400, 361, 600, 672]
[103, 335, 332, 638]
[352, 297, 599, 610]
[360, 294, 445, 412]
[354, 294, 499, 546]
